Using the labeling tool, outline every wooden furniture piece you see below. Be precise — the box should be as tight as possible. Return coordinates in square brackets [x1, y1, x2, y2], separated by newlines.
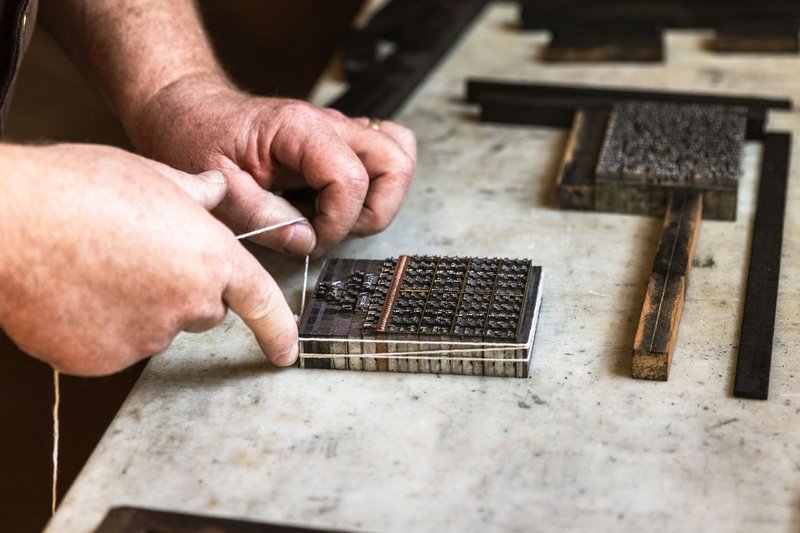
[518, 0, 800, 61]
[468, 79, 791, 387]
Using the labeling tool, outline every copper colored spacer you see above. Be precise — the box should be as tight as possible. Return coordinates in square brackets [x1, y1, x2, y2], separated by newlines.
[377, 255, 409, 332]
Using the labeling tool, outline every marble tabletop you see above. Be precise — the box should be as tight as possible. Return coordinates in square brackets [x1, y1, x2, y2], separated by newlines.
[47, 3, 800, 532]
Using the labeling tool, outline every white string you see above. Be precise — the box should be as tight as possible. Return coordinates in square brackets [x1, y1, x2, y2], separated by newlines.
[235, 216, 308, 240]
[300, 255, 310, 320]
[301, 349, 527, 362]
[235, 217, 311, 323]
[299, 336, 528, 348]
[51, 369, 60, 515]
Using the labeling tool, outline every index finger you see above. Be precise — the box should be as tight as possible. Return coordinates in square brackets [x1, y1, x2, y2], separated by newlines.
[270, 104, 370, 251]
[223, 244, 299, 366]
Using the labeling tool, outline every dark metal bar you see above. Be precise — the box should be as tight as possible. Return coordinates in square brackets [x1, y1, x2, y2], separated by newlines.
[733, 133, 792, 399]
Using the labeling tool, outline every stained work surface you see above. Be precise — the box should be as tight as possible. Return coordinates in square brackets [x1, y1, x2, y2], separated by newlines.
[299, 256, 542, 377]
[47, 4, 800, 533]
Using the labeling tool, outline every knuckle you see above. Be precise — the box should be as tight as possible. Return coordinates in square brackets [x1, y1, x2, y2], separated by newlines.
[243, 283, 282, 322]
[370, 211, 394, 232]
[324, 108, 347, 121]
[396, 124, 417, 147]
[277, 100, 319, 124]
[397, 153, 416, 182]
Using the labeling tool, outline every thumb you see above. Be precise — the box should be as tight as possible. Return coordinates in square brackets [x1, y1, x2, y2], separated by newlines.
[214, 168, 316, 255]
[224, 243, 299, 367]
[172, 170, 228, 210]
[142, 157, 229, 210]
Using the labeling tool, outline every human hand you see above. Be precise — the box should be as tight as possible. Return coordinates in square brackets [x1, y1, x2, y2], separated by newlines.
[127, 77, 417, 256]
[0, 143, 299, 376]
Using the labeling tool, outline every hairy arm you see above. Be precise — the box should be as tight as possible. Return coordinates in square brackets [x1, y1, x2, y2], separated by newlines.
[38, 0, 416, 257]
[38, 0, 229, 131]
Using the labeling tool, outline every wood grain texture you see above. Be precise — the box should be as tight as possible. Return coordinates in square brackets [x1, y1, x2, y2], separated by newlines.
[632, 191, 703, 380]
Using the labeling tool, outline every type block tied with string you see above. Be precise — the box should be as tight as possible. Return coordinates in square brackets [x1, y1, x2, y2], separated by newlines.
[298, 256, 544, 378]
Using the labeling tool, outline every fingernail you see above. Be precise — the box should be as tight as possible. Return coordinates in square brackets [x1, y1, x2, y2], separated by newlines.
[295, 222, 316, 253]
[199, 170, 226, 184]
[276, 344, 299, 367]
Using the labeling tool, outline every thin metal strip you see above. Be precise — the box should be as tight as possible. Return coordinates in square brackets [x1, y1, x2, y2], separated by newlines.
[376, 255, 409, 332]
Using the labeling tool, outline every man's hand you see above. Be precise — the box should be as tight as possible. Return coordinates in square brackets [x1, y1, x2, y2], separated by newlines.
[128, 78, 416, 256]
[39, 0, 417, 257]
[0, 144, 299, 376]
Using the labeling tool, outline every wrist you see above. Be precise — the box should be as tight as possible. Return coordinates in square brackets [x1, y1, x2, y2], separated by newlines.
[121, 71, 236, 155]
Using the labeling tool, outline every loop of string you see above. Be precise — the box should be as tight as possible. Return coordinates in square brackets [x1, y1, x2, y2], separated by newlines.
[51, 217, 312, 516]
[236, 216, 311, 320]
[51, 369, 60, 516]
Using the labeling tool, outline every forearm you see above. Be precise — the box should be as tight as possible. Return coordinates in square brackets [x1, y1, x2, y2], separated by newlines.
[38, 0, 231, 133]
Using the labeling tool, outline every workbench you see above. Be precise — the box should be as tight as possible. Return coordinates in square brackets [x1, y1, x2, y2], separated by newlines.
[47, 3, 800, 532]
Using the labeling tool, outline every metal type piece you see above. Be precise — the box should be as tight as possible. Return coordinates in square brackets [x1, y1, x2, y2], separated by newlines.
[596, 102, 746, 188]
[298, 256, 544, 378]
[592, 101, 746, 220]
[733, 133, 792, 399]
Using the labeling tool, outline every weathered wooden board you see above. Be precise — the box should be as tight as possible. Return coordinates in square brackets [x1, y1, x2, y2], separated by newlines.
[632, 191, 703, 380]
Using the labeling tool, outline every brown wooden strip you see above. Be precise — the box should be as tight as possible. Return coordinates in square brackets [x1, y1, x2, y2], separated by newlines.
[555, 109, 609, 211]
[632, 191, 703, 381]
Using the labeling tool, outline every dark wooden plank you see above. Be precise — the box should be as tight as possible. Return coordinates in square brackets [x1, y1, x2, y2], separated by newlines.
[733, 133, 792, 399]
[555, 109, 609, 210]
[520, 0, 800, 31]
[467, 80, 789, 140]
[466, 78, 792, 111]
[545, 19, 664, 62]
[330, 0, 488, 118]
[632, 191, 703, 381]
[520, 1, 800, 62]
[711, 19, 800, 53]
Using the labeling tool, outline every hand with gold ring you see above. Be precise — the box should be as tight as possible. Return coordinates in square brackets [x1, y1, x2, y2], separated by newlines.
[129, 83, 417, 256]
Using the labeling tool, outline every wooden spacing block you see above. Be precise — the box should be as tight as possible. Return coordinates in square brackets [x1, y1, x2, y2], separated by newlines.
[632, 191, 703, 381]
